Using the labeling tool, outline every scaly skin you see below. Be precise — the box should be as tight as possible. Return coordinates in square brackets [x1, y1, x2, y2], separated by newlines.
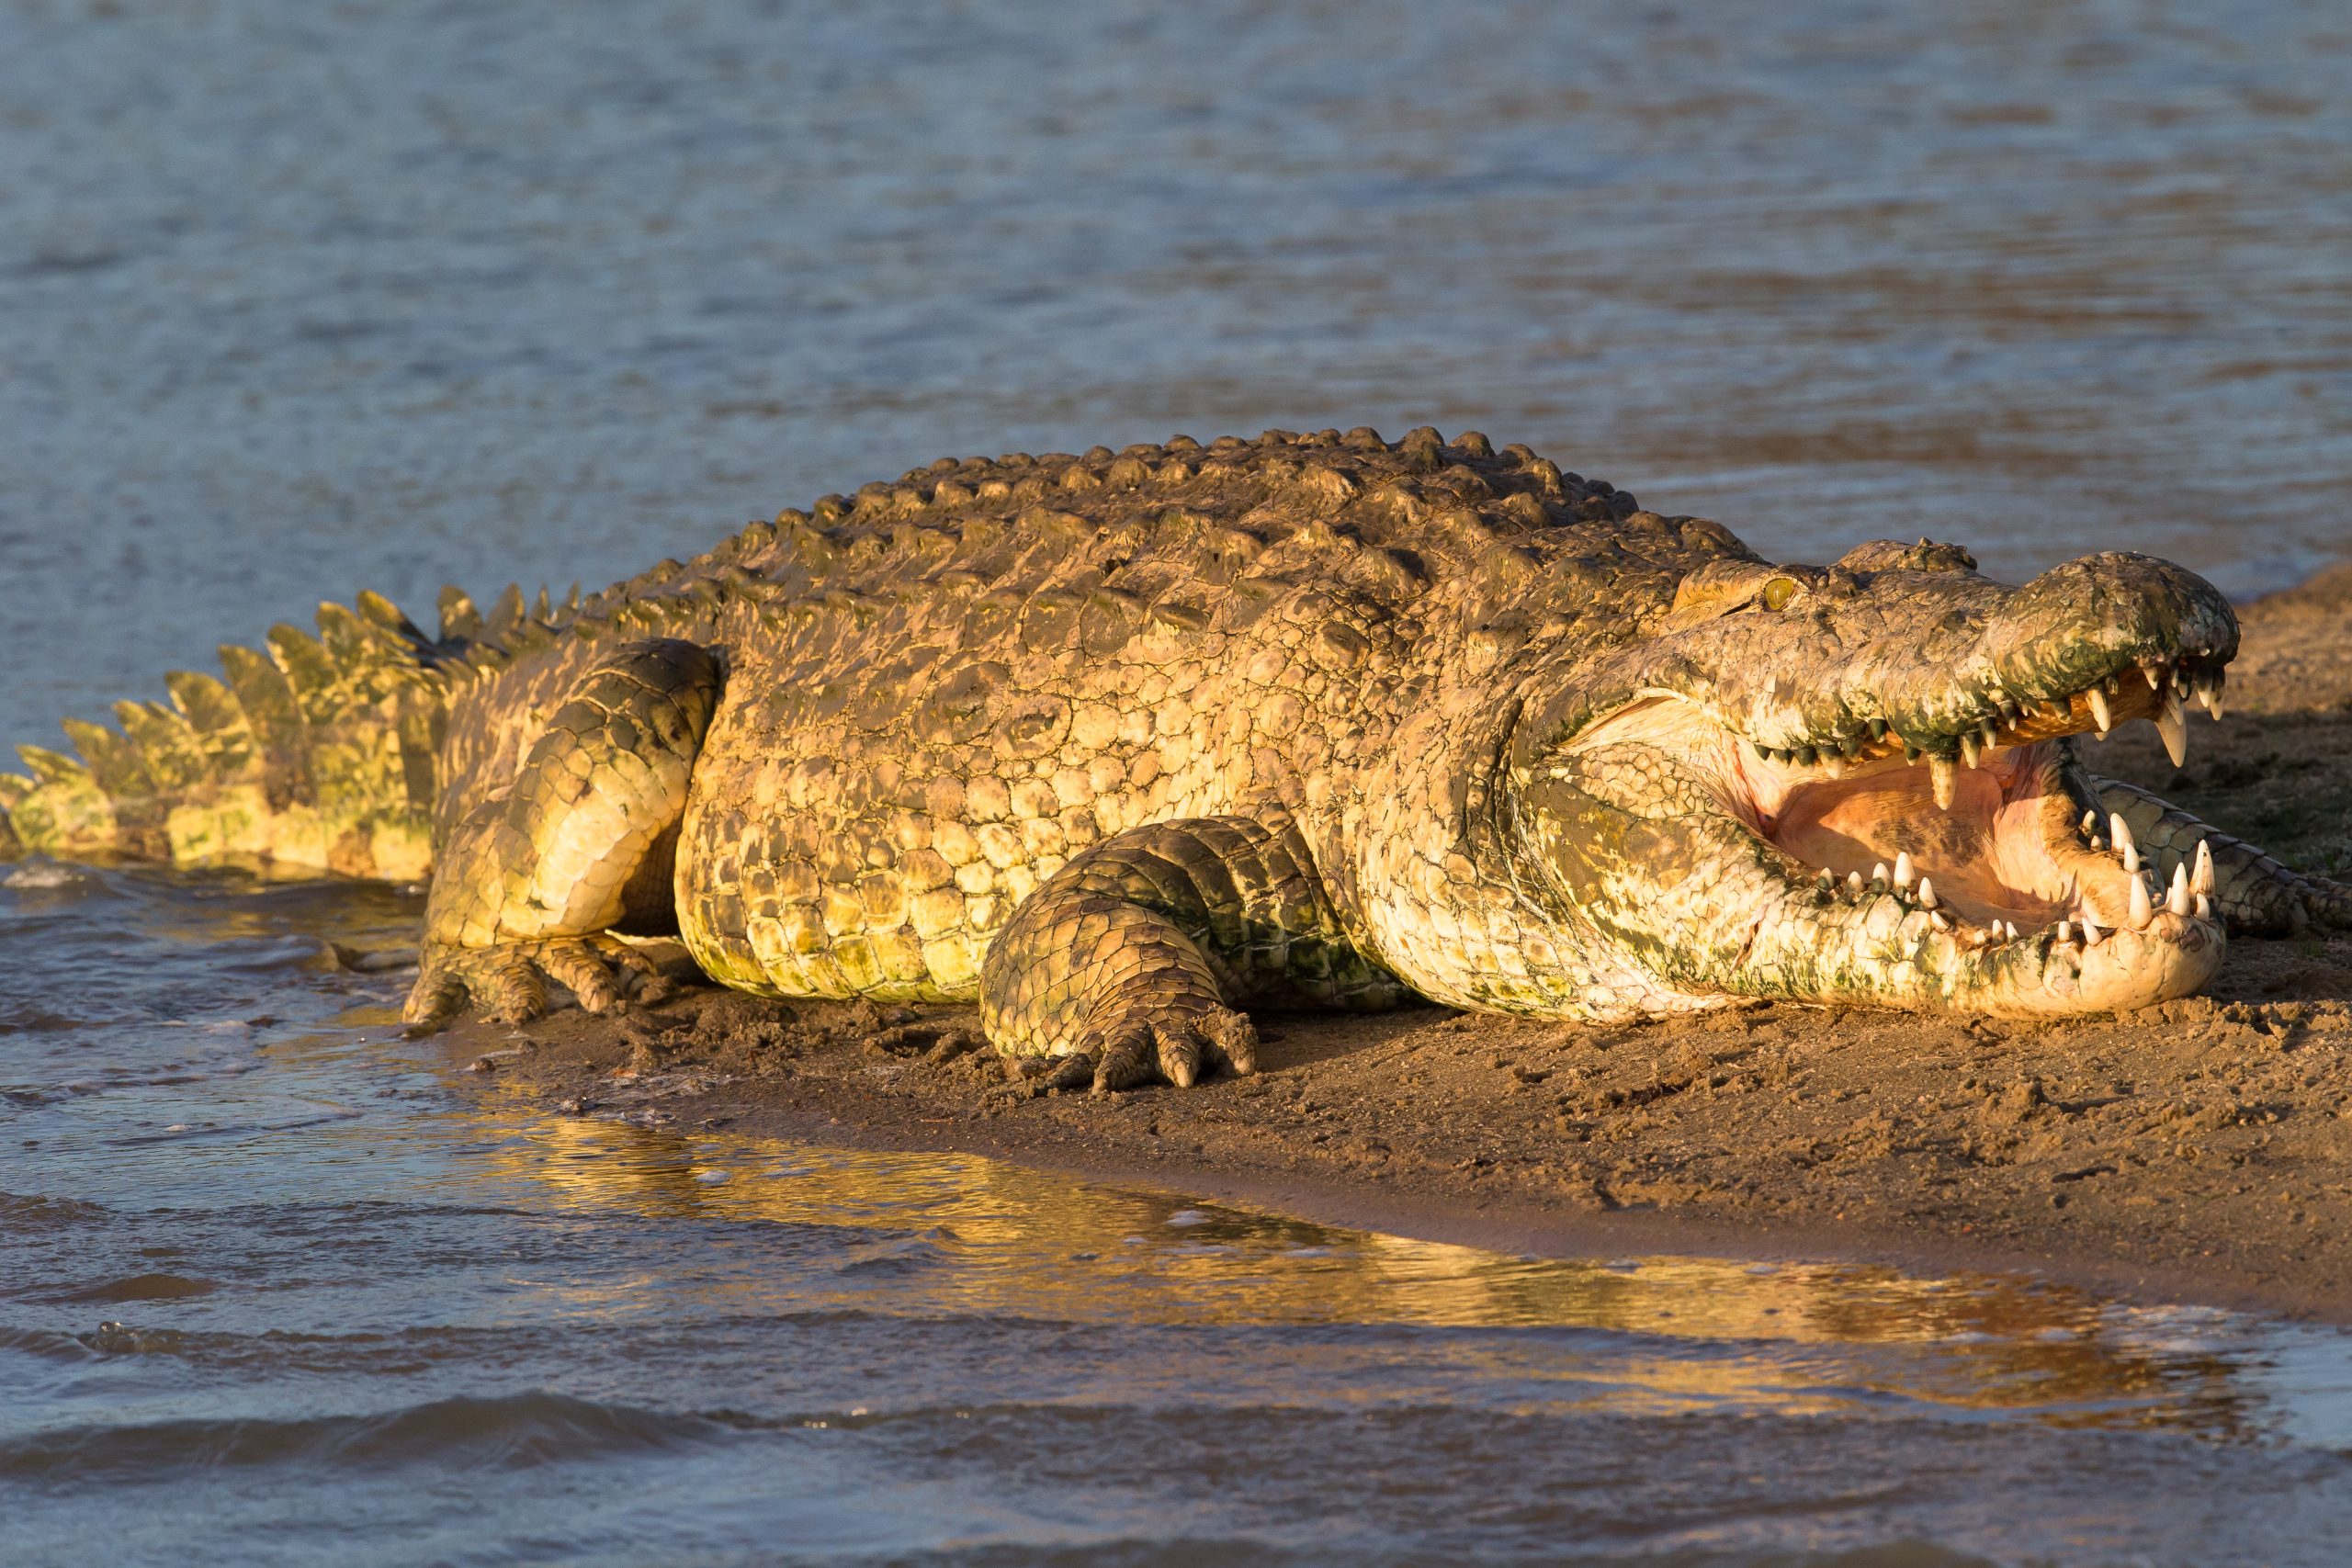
[6, 427, 2346, 1089]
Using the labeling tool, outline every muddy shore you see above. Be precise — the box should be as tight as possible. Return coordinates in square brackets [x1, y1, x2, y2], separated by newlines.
[445, 569, 2352, 1322]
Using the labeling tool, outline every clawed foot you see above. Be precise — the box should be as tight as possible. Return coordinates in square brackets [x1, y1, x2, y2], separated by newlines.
[401, 934, 674, 1035]
[990, 1005, 1259, 1097]
[2308, 876, 2352, 931]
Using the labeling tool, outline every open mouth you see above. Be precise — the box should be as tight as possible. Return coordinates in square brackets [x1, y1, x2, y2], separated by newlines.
[1573, 658, 2228, 958]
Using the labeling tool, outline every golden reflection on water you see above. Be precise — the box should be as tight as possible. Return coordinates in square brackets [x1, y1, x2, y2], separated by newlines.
[455, 1081, 2268, 1437]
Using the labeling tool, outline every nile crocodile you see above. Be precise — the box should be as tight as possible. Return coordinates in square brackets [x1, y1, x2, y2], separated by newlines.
[6, 428, 2344, 1091]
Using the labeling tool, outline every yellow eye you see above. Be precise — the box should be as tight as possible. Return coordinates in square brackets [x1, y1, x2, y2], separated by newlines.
[1762, 577, 1799, 611]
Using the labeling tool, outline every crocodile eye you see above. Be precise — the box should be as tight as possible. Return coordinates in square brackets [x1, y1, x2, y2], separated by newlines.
[1761, 577, 1800, 611]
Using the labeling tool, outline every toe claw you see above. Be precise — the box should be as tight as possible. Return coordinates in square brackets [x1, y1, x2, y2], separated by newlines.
[1153, 1024, 1202, 1089]
[1092, 1027, 1158, 1094]
[1043, 1053, 1095, 1091]
[988, 1051, 1094, 1099]
[1202, 1009, 1259, 1077]
[400, 964, 466, 1035]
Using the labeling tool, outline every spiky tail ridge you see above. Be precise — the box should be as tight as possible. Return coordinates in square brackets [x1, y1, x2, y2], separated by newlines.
[1, 511, 766, 881]
[0, 591, 458, 880]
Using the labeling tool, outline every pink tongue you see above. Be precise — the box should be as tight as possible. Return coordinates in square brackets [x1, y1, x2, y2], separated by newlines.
[1769, 763, 2068, 929]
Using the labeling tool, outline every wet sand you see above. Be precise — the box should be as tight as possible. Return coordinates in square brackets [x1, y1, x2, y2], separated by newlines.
[447, 570, 2352, 1323]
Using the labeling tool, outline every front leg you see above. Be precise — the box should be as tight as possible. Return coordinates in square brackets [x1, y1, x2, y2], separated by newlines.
[402, 639, 721, 1031]
[2088, 774, 2352, 935]
[979, 816, 1407, 1093]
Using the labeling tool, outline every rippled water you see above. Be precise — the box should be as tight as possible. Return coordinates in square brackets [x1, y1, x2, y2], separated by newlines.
[6, 0, 2352, 750]
[6, 864, 2352, 1565]
[8, 0, 2352, 1562]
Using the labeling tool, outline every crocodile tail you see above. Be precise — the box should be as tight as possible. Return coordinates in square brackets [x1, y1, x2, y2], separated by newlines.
[0, 590, 463, 880]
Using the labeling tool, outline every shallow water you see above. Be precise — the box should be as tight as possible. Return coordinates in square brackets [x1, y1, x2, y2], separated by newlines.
[8, 0, 2352, 1562]
[5, 0, 2352, 751]
[7, 865, 2352, 1565]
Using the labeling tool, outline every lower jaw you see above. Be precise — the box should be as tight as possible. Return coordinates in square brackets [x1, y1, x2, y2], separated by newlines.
[1927, 910, 2224, 1017]
[1736, 898, 2225, 1019]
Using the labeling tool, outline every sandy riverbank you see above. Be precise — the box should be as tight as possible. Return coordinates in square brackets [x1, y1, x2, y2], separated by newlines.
[444, 569, 2352, 1322]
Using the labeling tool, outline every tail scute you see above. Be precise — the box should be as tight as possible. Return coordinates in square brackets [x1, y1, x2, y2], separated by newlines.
[485, 583, 526, 638]
[4, 746, 114, 853]
[164, 670, 252, 749]
[437, 585, 483, 642]
[3, 592, 455, 878]
[114, 700, 207, 795]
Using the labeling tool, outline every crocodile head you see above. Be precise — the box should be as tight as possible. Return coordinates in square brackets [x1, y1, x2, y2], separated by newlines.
[1507, 540, 2238, 1018]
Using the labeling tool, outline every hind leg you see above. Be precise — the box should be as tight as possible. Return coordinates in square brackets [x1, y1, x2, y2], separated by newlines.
[402, 639, 721, 1032]
[978, 815, 1408, 1092]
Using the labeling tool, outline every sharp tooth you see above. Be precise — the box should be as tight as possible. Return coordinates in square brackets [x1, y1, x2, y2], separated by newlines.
[2082, 911, 2103, 945]
[2128, 874, 2153, 929]
[2143, 664, 2162, 690]
[2003, 920, 2019, 942]
[2058, 919, 2074, 944]
[1894, 851, 1915, 889]
[1871, 861, 1889, 885]
[1929, 755, 1957, 809]
[2154, 686, 2188, 768]
[2086, 686, 2112, 735]
[2165, 862, 2191, 917]
[2194, 892, 2211, 920]
[1930, 909, 1952, 932]
[2110, 813, 2138, 873]
[1847, 871, 1864, 897]
[1868, 717, 1888, 739]
[1903, 742, 1922, 762]
[2080, 808, 2098, 835]
[1959, 732, 1982, 770]
[2191, 840, 2214, 896]
[1917, 875, 1938, 909]
[1755, 740, 1772, 760]
[1822, 751, 1848, 779]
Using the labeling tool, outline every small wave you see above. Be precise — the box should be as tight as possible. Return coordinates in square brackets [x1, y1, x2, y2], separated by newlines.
[0, 1007, 101, 1034]
[0, 1392, 725, 1483]
[4, 863, 85, 891]
[0, 1192, 110, 1235]
[0, 1325, 98, 1361]
[218, 936, 346, 975]
[34, 1273, 220, 1305]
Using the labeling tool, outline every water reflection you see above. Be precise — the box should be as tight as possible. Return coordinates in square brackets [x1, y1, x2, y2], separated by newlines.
[464, 1088, 2297, 1441]
[6, 862, 2352, 1563]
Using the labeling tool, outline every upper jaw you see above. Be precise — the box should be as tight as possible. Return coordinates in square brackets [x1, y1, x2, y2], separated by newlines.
[1512, 549, 2237, 801]
[1739, 648, 2227, 807]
